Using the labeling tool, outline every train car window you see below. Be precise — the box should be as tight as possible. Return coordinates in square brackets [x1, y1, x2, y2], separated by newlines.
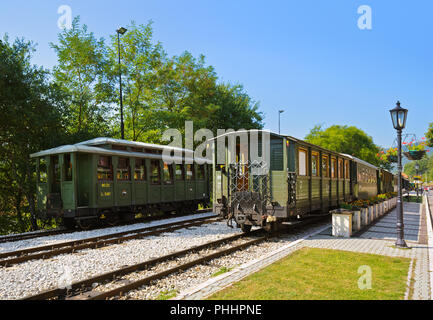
[131, 147, 143, 153]
[134, 159, 146, 181]
[163, 163, 174, 185]
[197, 165, 205, 180]
[322, 155, 329, 178]
[311, 152, 319, 177]
[186, 164, 195, 180]
[150, 160, 161, 184]
[298, 149, 307, 176]
[270, 139, 284, 171]
[338, 159, 344, 178]
[117, 157, 131, 181]
[39, 158, 48, 183]
[64, 154, 73, 181]
[175, 164, 185, 181]
[97, 156, 113, 181]
[331, 158, 337, 178]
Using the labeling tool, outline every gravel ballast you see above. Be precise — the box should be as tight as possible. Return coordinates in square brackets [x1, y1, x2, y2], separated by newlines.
[0, 215, 236, 300]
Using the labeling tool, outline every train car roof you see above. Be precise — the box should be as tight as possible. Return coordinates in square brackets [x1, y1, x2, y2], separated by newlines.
[209, 130, 353, 159]
[340, 153, 378, 170]
[30, 139, 211, 164]
[76, 137, 192, 154]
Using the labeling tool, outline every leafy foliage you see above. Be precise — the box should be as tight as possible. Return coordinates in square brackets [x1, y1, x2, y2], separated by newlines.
[304, 124, 390, 170]
[426, 123, 433, 148]
[404, 153, 433, 183]
[0, 36, 67, 232]
[51, 17, 114, 142]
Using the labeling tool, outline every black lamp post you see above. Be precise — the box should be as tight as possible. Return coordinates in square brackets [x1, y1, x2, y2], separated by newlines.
[415, 163, 420, 200]
[389, 101, 408, 248]
[278, 110, 284, 134]
[117, 27, 127, 140]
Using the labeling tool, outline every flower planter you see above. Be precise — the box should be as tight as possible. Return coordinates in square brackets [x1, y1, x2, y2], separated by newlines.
[384, 200, 389, 213]
[387, 155, 397, 163]
[361, 207, 369, 226]
[404, 150, 426, 161]
[374, 204, 379, 219]
[332, 209, 353, 237]
[369, 205, 375, 222]
[352, 210, 361, 232]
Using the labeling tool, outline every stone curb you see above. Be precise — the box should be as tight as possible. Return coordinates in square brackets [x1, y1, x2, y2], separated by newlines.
[424, 194, 433, 300]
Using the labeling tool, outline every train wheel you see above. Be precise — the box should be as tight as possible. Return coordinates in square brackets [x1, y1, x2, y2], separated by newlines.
[241, 224, 252, 233]
[105, 213, 119, 227]
[77, 219, 95, 230]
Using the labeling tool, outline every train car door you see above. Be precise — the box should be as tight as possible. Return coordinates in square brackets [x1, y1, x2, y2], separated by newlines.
[50, 155, 61, 194]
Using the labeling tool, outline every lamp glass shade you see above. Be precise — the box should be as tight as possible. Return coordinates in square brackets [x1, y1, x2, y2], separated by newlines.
[389, 102, 408, 130]
[397, 110, 407, 129]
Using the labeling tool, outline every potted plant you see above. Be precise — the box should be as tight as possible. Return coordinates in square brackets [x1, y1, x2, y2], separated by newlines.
[341, 203, 361, 232]
[377, 194, 387, 216]
[403, 140, 427, 160]
[352, 199, 370, 226]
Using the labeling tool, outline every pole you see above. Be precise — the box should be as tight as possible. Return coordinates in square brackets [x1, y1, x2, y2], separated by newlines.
[396, 128, 407, 247]
[278, 112, 281, 134]
[118, 32, 124, 140]
[416, 162, 419, 201]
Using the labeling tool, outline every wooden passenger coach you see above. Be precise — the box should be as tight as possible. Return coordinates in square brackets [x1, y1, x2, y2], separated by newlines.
[31, 138, 211, 228]
[212, 131, 393, 232]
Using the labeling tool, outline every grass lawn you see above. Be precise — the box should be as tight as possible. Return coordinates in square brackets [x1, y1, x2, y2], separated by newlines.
[208, 247, 411, 300]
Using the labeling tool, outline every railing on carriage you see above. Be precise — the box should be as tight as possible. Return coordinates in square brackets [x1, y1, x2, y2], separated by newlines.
[227, 160, 270, 213]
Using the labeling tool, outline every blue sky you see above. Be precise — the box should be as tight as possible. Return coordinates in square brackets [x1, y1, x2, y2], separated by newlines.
[1, 0, 432, 148]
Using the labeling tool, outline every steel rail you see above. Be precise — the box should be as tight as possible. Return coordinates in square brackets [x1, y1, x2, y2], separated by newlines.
[21, 215, 330, 300]
[0, 229, 70, 244]
[0, 215, 218, 267]
[0, 209, 212, 244]
[87, 216, 331, 300]
[22, 231, 261, 300]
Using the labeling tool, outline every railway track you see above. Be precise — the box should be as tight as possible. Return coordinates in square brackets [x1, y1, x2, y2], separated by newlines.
[22, 214, 329, 300]
[0, 214, 219, 267]
[0, 228, 70, 244]
[0, 209, 212, 244]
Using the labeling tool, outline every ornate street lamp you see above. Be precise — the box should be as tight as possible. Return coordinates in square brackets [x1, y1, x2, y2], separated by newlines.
[389, 101, 408, 248]
[278, 110, 284, 134]
[117, 27, 127, 140]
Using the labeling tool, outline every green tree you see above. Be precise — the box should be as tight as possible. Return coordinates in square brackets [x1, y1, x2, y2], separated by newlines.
[0, 36, 67, 232]
[304, 124, 390, 169]
[426, 123, 433, 148]
[207, 83, 263, 132]
[404, 153, 433, 182]
[51, 17, 113, 141]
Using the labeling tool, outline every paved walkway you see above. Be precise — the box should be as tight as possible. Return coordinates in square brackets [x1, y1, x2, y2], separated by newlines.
[176, 194, 433, 300]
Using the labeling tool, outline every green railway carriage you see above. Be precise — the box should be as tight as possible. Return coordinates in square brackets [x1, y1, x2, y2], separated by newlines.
[31, 138, 211, 229]
[212, 130, 390, 232]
